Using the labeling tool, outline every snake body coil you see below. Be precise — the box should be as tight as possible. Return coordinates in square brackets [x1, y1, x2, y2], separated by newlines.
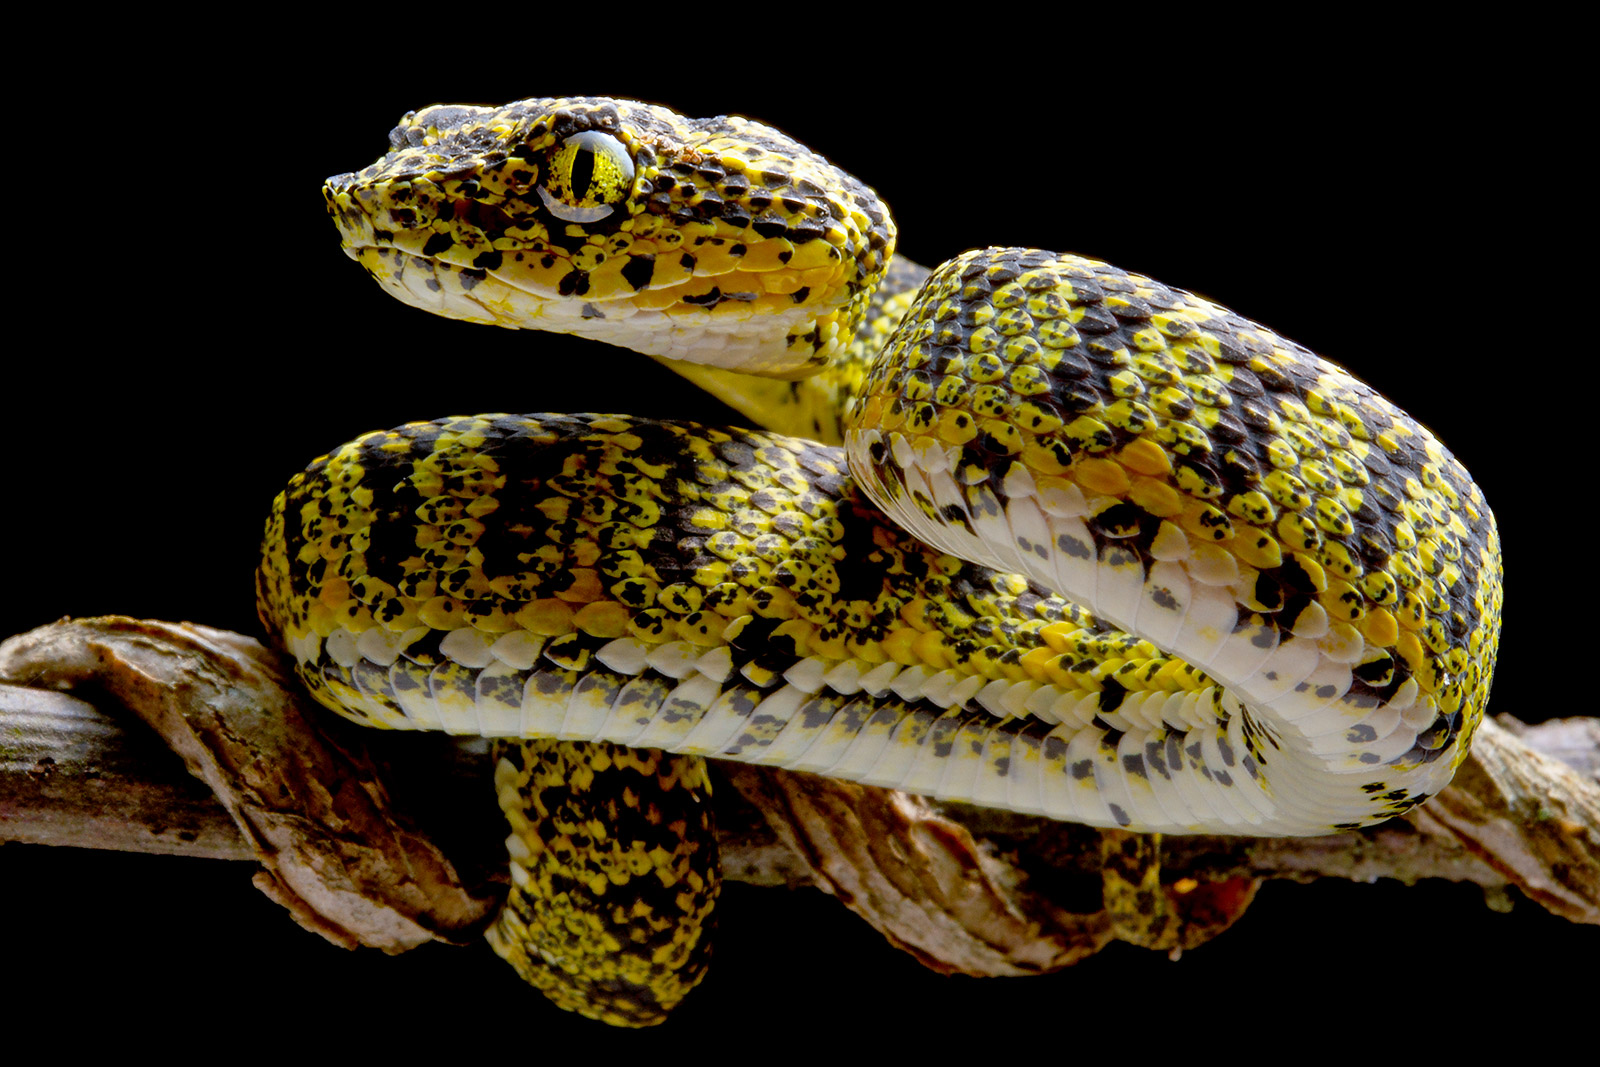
[264, 96, 1503, 1022]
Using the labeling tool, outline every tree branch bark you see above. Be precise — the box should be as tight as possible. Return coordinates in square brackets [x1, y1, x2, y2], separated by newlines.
[3, 617, 1596, 978]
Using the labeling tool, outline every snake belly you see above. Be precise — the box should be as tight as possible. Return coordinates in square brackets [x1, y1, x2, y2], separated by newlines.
[266, 95, 1503, 1020]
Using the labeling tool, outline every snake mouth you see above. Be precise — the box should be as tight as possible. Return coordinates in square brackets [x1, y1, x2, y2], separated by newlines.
[323, 173, 868, 375]
[332, 236, 839, 373]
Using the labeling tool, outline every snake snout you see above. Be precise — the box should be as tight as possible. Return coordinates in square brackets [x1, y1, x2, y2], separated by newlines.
[322, 170, 356, 195]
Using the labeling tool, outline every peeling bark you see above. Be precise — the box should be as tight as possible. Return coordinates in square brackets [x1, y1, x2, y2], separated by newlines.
[3, 617, 1596, 982]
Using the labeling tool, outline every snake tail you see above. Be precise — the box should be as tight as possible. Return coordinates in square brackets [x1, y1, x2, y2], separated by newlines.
[487, 739, 718, 1027]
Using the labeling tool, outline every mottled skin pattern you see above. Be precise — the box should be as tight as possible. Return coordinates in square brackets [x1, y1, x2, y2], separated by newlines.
[849, 249, 1502, 831]
[488, 739, 716, 1026]
[257, 411, 1212, 776]
[264, 96, 1503, 1024]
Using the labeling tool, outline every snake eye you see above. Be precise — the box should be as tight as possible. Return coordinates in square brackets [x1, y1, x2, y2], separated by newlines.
[537, 130, 636, 223]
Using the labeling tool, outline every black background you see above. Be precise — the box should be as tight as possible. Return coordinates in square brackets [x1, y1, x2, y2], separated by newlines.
[5, 21, 1588, 1052]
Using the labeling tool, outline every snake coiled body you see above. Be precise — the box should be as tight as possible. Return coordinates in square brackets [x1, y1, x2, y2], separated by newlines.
[263, 96, 1502, 1023]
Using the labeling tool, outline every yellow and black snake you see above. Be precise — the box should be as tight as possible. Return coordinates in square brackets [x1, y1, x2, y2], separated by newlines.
[258, 96, 1502, 1025]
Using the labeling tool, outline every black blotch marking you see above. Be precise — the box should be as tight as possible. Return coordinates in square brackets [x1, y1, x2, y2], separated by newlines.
[621, 255, 655, 291]
[1057, 533, 1092, 559]
[557, 269, 590, 297]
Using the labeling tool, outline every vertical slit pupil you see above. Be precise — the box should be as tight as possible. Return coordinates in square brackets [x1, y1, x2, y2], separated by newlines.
[570, 148, 595, 200]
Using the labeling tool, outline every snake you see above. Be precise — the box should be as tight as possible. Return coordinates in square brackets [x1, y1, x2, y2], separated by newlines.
[258, 96, 1502, 1025]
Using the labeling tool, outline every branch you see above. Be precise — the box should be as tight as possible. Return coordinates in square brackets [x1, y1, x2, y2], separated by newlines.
[3, 617, 1595, 979]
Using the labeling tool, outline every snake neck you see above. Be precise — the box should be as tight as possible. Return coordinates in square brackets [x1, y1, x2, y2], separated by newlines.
[654, 256, 932, 444]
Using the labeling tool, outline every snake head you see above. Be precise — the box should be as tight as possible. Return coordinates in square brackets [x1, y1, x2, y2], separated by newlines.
[323, 96, 896, 378]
